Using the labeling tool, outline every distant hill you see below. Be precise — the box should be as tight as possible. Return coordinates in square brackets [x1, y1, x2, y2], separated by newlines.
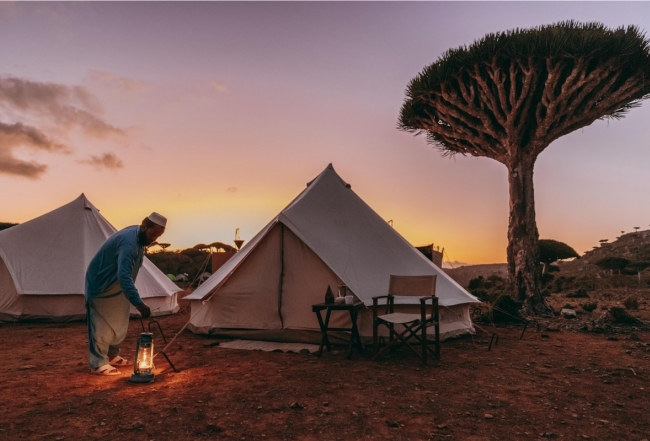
[445, 230, 650, 289]
[444, 263, 507, 288]
[558, 230, 650, 283]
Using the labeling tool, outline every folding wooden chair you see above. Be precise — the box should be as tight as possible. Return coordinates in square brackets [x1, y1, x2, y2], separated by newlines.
[372, 275, 440, 364]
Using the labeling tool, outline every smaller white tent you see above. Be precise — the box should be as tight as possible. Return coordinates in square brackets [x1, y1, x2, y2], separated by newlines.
[0, 194, 180, 322]
[187, 164, 479, 342]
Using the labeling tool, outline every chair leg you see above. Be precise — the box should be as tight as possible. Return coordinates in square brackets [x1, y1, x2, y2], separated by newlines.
[434, 322, 440, 359]
[422, 317, 427, 365]
[407, 325, 438, 357]
[389, 323, 396, 353]
[373, 319, 378, 356]
[373, 322, 424, 362]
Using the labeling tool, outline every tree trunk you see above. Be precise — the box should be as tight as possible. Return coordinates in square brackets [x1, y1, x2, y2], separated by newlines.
[506, 155, 553, 316]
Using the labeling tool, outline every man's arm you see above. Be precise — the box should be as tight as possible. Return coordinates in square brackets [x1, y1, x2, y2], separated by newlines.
[116, 242, 145, 307]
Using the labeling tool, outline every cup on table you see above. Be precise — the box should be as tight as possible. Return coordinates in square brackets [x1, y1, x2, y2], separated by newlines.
[335, 296, 345, 304]
[345, 295, 353, 305]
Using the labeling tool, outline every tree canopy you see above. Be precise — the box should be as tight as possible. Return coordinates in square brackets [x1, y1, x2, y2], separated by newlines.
[538, 239, 580, 265]
[399, 21, 650, 160]
[595, 257, 631, 272]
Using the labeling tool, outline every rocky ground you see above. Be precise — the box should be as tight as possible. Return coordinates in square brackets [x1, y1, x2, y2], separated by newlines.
[1, 300, 650, 441]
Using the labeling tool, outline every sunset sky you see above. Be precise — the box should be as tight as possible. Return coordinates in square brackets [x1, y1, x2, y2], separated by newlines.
[2, 2, 650, 265]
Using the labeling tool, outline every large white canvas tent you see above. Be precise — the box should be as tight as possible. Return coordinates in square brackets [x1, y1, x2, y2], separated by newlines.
[0, 194, 180, 322]
[187, 164, 479, 342]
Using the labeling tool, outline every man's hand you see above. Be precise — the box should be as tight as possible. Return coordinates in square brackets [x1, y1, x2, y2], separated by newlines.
[136, 303, 151, 319]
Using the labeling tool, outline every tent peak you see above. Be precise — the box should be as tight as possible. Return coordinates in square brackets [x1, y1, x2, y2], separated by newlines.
[306, 164, 351, 189]
[76, 193, 98, 211]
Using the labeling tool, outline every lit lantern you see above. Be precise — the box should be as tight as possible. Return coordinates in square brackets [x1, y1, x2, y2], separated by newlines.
[130, 332, 155, 383]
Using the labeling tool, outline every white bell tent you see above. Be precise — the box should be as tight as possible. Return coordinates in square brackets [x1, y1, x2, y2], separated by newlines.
[187, 164, 479, 342]
[0, 194, 180, 322]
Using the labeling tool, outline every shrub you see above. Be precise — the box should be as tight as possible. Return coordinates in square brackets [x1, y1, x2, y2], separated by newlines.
[467, 275, 506, 302]
[486, 274, 504, 284]
[566, 288, 589, 298]
[624, 297, 639, 310]
[609, 307, 641, 325]
[492, 294, 523, 322]
[582, 302, 598, 312]
[554, 275, 576, 293]
[547, 264, 560, 273]
[541, 289, 551, 297]
[468, 276, 484, 291]
[472, 289, 490, 302]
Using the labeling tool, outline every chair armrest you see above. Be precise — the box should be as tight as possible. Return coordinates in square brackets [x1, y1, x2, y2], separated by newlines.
[372, 294, 394, 315]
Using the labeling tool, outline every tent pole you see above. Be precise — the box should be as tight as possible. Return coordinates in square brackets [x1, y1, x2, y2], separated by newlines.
[278, 223, 285, 328]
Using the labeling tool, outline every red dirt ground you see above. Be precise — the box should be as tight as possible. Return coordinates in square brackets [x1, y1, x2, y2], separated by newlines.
[1, 307, 649, 441]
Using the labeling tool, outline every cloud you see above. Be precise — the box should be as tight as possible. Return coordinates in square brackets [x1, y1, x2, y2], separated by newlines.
[0, 76, 125, 138]
[0, 121, 69, 179]
[78, 152, 124, 170]
[0, 155, 48, 179]
[226, 186, 238, 193]
[0, 121, 68, 152]
[87, 69, 150, 93]
[211, 80, 227, 92]
[0, 76, 127, 179]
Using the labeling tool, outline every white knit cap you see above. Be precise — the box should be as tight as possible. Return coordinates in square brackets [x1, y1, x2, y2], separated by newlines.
[148, 212, 167, 228]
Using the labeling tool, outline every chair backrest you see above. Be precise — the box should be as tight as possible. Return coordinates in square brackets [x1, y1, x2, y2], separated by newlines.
[388, 275, 437, 297]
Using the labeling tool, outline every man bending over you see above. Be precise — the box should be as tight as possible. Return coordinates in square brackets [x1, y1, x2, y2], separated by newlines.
[85, 213, 167, 376]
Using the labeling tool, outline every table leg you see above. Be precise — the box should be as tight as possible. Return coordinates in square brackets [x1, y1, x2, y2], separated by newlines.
[315, 310, 326, 357]
[350, 309, 363, 354]
[322, 308, 332, 353]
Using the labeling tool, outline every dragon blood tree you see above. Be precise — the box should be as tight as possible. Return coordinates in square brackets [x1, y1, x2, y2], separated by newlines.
[399, 21, 650, 315]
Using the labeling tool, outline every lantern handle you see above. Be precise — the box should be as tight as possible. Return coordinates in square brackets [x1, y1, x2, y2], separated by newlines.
[138, 317, 146, 333]
[148, 320, 168, 344]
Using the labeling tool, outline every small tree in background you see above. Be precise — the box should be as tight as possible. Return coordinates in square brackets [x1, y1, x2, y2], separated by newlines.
[538, 239, 579, 273]
[209, 241, 235, 253]
[595, 257, 631, 274]
[399, 22, 650, 315]
[626, 261, 650, 284]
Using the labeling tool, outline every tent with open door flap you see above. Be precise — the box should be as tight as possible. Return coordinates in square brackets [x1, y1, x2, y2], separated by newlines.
[187, 164, 479, 342]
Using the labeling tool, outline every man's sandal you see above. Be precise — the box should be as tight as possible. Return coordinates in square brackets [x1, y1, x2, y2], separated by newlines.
[91, 365, 120, 376]
[108, 356, 131, 367]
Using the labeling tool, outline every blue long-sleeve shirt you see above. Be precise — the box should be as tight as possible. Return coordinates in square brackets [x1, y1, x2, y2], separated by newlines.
[85, 226, 145, 306]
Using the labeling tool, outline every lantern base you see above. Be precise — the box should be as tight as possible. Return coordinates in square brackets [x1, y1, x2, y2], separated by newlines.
[129, 372, 154, 383]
